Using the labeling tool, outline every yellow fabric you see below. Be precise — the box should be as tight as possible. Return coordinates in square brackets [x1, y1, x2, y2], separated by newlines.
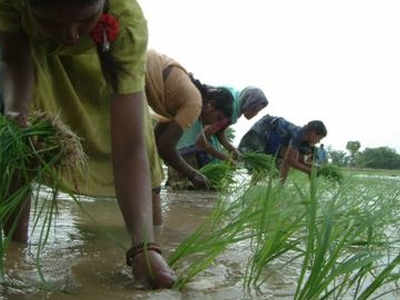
[145, 49, 202, 129]
[0, 0, 163, 195]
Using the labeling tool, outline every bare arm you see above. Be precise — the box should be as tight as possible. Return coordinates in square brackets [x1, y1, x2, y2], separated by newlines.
[216, 129, 240, 159]
[110, 92, 154, 244]
[279, 146, 312, 183]
[111, 93, 177, 287]
[196, 129, 231, 161]
[154, 121, 208, 187]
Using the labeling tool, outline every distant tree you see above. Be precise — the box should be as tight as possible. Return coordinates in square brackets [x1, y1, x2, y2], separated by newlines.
[328, 149, 349, 167]
[357, 147, 400, 170]
[346, 141, 361, 167]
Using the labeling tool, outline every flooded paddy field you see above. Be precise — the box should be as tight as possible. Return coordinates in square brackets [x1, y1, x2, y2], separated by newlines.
[1, 173, 400, 300]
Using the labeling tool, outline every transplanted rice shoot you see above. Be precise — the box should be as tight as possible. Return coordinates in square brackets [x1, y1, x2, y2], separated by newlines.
[317, 164, 344, 183]
[169, 162, 400, 298]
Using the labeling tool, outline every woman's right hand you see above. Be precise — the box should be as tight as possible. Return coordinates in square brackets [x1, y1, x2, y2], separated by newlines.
[231, 148, 242, 161]
[189, 171, 210, 190]
[133, 250, 176, 289]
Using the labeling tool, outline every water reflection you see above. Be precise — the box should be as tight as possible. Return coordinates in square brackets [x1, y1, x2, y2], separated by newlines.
[2, 187, 233, 300]
[1, 181, 399, 299]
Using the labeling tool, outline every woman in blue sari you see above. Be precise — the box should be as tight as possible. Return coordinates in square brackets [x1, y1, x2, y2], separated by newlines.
[201, 86, 269, 161]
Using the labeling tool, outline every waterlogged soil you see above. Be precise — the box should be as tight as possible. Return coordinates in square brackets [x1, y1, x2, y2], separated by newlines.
[1, 176, 399, 300]
[1, 188, 293, 300]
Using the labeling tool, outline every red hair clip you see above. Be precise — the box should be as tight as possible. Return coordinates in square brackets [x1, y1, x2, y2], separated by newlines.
[90, 13, 120, 52]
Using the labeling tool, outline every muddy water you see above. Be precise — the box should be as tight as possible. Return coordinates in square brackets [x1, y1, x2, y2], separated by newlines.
[1, 183, 399, 299]
[1, 188, 286, 300]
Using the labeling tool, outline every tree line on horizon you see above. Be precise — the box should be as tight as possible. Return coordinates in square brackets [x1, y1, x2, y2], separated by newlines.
[328, 141, 400, 170]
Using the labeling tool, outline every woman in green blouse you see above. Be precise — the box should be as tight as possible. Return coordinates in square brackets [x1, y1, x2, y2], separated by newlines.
[0, 0, 175, 289]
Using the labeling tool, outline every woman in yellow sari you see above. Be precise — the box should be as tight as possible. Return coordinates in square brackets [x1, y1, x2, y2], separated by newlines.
[0, 0, 175, 289]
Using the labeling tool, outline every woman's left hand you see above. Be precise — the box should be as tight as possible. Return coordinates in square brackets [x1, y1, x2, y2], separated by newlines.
[232, 149, 242, 161]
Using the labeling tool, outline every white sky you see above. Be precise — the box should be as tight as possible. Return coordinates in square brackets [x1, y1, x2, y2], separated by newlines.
[139, 0, 400, 153]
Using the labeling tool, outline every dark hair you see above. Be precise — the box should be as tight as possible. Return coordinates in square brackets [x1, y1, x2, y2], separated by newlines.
[189, 74, 233, 119]
[29, 0, 123, 92]
[208, 87, 234, 119]
[304, 120, 327, 137]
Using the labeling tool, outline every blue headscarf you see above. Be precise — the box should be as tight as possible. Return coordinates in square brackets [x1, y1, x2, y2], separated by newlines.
[216, 86, 241, 124]
[238, 87, 268, 122]
[221, 86, 268, 125]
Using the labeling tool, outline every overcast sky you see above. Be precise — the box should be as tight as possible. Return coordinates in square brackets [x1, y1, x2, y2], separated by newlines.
[139, 0, 400, 153]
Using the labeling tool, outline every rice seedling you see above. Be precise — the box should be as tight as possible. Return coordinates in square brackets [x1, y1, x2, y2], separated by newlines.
[317, 164, 344, 183]
[243, 180, 307, 290]
[199, 161, 236, 190]
[169, 167, 284, 289]
[241, 152, 276, 172]
[240, 152, 279, 183]
[0, 112, 87, 285]
[168, 174, 263, 289]
[169, 163, 400, 298]
[288, 173, 400, 299]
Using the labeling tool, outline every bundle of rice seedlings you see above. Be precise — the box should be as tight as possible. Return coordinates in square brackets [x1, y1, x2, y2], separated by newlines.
[199, 161, 236, 190]
[29, 112, 86, 178]
[241, 152, 276, 172]
[240, 152, 279, 183]
[0, 112, 86, 182]
[317, 164, 344, 183]
[0, 111, 87, 280]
